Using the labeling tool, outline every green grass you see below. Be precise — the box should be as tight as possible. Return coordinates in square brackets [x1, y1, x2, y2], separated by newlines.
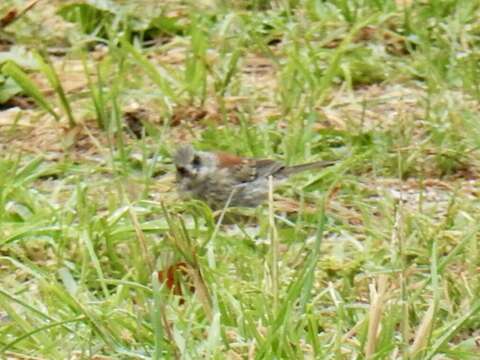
[1, 0, 480, 358]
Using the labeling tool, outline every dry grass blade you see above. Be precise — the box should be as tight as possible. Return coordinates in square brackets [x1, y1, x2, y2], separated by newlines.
[127, 205, 154, 274]
[189, 266, 212, 321]
[365, 275, 389, 358]
[409, 300, 435, 357]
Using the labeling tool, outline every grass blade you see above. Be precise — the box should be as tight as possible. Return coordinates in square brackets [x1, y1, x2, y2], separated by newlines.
[34, 51, 76, 127]
[2, 61, 60, 120]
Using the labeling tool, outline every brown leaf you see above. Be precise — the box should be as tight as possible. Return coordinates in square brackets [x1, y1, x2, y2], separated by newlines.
[0, 0, 41, 29]
[157, 262, 194, 300]
[171, 105, 208, 126]
[0, 10, 17, 28]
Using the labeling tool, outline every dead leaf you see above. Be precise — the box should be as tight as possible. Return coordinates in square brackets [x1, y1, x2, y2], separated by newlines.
[157, 262, 194, 300]
[0, 10, 17, 28]
[0, 0, 41, 29]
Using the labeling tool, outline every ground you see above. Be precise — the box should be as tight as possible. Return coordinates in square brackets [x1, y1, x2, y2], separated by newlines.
[0, 0, 480, 359]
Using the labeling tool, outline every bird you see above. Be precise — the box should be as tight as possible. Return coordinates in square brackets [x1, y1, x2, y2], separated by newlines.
[173, 144, 335, 209]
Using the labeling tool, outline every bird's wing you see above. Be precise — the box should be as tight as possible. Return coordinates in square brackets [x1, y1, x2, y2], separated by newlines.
[215, 152, 284, 183]
[251, 159, 285, 179]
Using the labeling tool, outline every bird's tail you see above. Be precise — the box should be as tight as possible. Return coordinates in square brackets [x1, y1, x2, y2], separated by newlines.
[279, 160, 336, 177]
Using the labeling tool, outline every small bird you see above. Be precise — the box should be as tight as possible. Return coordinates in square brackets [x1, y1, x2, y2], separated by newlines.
[173, 145, 335, 209]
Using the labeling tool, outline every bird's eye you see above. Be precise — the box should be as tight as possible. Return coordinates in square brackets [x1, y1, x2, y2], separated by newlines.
[176, 166, 188, 176]
[192, 155, 201, 167]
